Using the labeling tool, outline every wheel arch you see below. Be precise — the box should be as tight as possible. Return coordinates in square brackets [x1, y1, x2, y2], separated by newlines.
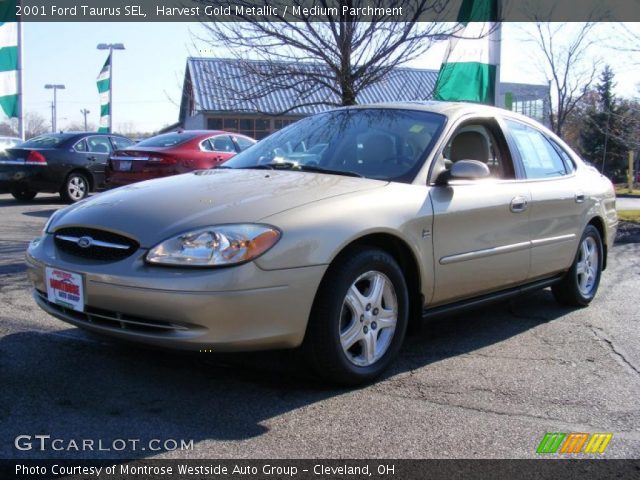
[64, 168, 95, 191]
[323, 232, 424, 334]
[587, 216, 607, 270]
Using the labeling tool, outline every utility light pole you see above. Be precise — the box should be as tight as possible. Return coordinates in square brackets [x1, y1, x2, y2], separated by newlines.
[80, 108, 90, 131]
[97, 43, 125, 133]
[44, 84, 65, 133]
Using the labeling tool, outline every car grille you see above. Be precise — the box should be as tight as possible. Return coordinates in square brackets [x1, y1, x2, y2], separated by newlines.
[36, 290, 189, 335]
[53, 227, 139, 262]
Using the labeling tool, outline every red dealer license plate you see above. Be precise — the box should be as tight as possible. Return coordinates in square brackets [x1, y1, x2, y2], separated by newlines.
[45, 267, 84, 312]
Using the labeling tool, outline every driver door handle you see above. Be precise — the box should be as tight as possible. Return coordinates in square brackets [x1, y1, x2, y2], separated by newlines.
[510, 196, 528, 213]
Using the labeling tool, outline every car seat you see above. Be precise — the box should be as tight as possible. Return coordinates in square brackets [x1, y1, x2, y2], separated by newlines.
[449, 131, 489, 164]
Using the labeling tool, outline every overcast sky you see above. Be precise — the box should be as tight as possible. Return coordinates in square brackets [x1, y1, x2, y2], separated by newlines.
[14, 22, 640, 133]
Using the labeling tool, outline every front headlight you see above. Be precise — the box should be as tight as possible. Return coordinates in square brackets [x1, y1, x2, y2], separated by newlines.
[145, 224, 281, 267]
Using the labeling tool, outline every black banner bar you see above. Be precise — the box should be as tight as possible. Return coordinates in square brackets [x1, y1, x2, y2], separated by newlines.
[3, 459, 640, 480]
[4, 0, 640, 22]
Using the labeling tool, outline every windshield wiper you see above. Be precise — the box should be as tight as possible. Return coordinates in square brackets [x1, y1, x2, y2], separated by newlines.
[296, 164, 363, 178]
[237, 161, 363, 178]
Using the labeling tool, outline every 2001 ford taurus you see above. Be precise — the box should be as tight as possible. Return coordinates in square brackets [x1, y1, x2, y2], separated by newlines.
[26, 102, 618, 385]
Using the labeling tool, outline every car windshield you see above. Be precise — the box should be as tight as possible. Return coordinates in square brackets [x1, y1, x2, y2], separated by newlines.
[21, 134, 76, 148]
[223, 108, 446, 182]
[134, 132, 200, 148]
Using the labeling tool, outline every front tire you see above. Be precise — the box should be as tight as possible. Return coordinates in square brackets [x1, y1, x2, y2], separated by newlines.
[10, 185, 37, 201]
[60, 172, 90, 203]
[552, 225, 603, 307]
[304, 247, 409, 386]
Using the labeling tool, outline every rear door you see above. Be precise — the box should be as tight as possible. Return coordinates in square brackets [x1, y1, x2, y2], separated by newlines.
[503, 119, 584, 280]
[84, 135, 113, 187]
[429, 118, 531, 305]
[201, 135, 237, 167]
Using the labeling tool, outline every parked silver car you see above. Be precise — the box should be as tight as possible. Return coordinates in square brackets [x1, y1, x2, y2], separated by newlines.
[26, 102, 618, 384]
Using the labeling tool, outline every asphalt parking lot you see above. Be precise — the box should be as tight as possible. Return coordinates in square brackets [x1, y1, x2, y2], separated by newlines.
[1, 193, 639, 459]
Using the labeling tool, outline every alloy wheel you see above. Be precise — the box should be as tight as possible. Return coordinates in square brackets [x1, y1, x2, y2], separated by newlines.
[67, 175, 87, 201]
[576, 236, 599, 296]
[339, 270, 398, 367]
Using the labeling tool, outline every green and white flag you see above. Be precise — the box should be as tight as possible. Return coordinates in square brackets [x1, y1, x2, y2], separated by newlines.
[0, 21, 19, 118]
[96, 53, 111, 132]
[433, 0, 501, 105]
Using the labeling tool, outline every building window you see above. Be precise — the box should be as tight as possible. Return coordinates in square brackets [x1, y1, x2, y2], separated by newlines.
[512, 99, 544, 123]
[255, 119, 270, 139]
[274, 119, 297, 130]
[208, 118, 223, 130]
[223, 118, 239, 132]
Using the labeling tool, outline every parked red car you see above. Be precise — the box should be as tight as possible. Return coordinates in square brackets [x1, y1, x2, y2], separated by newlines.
[105, 130, 256, 187]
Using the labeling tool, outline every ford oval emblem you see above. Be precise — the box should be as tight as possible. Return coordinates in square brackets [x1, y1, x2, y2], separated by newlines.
[77, 236, 93, 249]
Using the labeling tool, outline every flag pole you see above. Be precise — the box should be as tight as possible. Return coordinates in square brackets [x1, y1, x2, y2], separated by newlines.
[108, 48, 112, 133]
[493, 21, 502, 107]
[17, 19, 23, 140]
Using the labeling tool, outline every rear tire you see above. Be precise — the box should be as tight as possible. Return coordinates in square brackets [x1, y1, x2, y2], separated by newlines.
[10, 185, 37, 201]
[303, 247, 409, 386]
[552, 225, 603, 307]
[60, 172, 90, 203]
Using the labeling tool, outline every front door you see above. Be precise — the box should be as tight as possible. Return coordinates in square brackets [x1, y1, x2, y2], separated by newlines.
[429, 120, 531, 305]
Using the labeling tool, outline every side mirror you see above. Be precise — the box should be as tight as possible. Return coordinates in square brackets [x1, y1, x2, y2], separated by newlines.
[436, 160, 490, 185]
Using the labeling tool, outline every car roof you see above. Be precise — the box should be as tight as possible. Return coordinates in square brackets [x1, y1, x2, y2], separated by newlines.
[334, 100, 541, 126]
[158, 130, 254, 138]
[63, 131, 129, 137]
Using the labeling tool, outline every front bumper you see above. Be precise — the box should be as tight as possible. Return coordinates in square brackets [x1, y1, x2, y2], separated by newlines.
[26, 234, 327, 351]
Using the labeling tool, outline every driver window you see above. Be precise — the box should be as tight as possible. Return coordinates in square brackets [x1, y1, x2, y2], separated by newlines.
[442, 123, 513, 179]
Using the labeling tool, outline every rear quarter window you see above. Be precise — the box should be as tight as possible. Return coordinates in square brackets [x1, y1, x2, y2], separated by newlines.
[21, 134, 75, 148]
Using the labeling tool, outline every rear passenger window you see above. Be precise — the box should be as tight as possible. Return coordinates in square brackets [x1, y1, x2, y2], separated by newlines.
[111, 136, 134, 150]
[87, 136, 112, 154]
[210, 136, 235, 152]
[506, 120, 568, 179]
[234, 136, 255, 151]
[200, 139, 214, 151]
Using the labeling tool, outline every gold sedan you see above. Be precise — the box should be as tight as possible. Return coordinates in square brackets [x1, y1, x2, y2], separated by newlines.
[26, 103, 617, 385]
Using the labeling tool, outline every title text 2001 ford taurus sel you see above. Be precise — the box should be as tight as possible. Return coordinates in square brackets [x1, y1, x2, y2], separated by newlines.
[26, 102, 617, 385]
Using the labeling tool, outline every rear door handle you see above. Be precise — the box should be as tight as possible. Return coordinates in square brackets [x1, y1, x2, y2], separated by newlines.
[510, 196, 528, 213]
[87, 156, 96, 162]
[575, 193, 585, 203]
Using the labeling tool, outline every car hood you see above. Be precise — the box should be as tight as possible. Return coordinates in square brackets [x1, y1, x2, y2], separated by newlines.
[49, 169, 387, 247]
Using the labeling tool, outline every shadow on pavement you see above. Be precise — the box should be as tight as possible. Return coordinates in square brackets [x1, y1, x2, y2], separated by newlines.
[21, 209, 58, 219]
[0, 286, 571, 459]
[0, 195, 64, 207]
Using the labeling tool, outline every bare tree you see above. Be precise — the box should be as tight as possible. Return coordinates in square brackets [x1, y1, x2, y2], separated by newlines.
[0, 121, 17, 137]
[64, 121, 96, 132]
[22, 112, 48, 139]
[612, 22, 640, 58]
[525, 22, 601, 137]
[197, 0, 460, 114]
